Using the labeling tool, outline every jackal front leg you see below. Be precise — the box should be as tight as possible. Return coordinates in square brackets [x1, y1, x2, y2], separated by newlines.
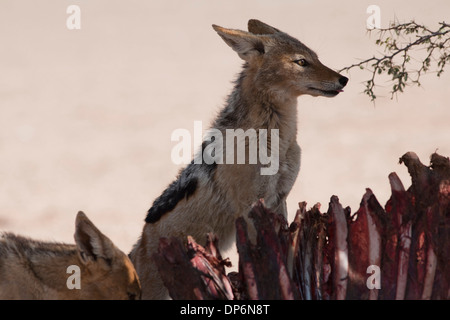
[274, 142, 301, 218]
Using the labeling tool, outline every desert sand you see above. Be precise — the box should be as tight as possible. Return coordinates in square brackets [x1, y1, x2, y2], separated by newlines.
[0, 0, 449, 268]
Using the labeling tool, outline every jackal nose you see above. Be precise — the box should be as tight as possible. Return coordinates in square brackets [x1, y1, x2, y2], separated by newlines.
[339, 76, 349, 87]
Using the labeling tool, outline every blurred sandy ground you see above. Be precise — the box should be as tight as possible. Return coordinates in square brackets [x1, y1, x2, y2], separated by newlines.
[0, 0, 449, 267]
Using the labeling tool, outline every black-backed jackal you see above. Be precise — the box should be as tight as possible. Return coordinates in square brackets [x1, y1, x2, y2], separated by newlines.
[130, 19, 348, 299]
[0, 212, 141, 299]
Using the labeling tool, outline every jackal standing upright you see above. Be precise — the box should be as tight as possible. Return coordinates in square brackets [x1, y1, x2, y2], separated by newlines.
[130, 19, 348, 299]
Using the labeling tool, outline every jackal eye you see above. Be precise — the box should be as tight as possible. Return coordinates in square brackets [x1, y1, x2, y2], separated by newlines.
[128, 292, 137, 300]
[294, 59, 308, 67]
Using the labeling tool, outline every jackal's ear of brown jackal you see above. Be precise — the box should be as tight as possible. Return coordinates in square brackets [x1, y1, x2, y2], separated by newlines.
[212, 24, 269, 62]
[247, 19, 281, 35]
[74, 211, 117, 267]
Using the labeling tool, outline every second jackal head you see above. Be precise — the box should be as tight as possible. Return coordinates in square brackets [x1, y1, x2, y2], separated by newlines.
[213, 19, 348, 99]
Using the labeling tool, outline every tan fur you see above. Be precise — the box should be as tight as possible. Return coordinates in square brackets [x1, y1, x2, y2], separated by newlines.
[130, 19, 348, 299]
[0, 212, 141, 300]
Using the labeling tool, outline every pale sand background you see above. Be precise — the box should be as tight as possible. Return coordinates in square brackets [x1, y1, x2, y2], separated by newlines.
[0, 1, 449, 268]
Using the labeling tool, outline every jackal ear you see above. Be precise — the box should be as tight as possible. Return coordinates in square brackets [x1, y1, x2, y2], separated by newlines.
[248, 19, 281, 35]
[213, 25, 266, 61]
[74, 211, 117, 267]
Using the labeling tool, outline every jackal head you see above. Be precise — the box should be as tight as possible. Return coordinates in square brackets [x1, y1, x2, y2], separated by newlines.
[74, 211, 141, 300]
[213, 19, 348, 99]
